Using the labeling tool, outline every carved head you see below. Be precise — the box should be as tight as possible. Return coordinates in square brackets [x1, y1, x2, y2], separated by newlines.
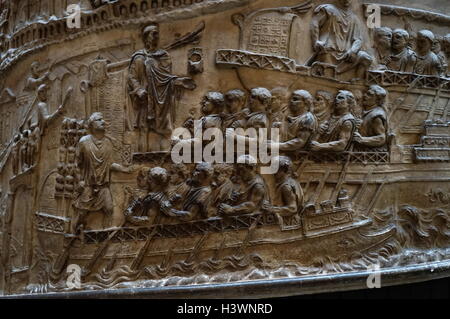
[374, 27, 393, 50]
[363, 85, 387, 109]
[236, 155, 257, 181]
[443, 34, 450, 53]
[201, 92, 225, 115]
[314, 91, 333, 114]
[31, 61, 40, 77]
[334, 90, 353, 115]
[270, 87, 289, 113]
[289, 90, 313, 116]
[192, 162, 214, 185]
[149, 167, 169, 190]
[169, 163, 190, 185]
[250, 88, 272, 113]
[137, 167, 152, 190]
[274, 156, 293, 181]
[37, 84, 48, 102]
[416, 30, 435, 54]
[87, 112, 106, 134]
[337, 0, 353, 9]
[142, 24, 159, 51]
[214, 163, 234, 185]
[392, 29, 410, 51]
[225, 89, 246, 114]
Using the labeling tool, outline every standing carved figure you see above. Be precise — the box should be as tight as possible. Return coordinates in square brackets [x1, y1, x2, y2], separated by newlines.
[128, 24, 195, 152]
[310, 0, 372, 79]
[36, 84, 72, 133]
[311, 90, 357, 152]
[25, 62, 50, 91]
[353, 85, 388, 150]
[11, 134, 21, 175]
[414, 30, 444, 76]
[387, 29, 416, 73]
[72, 113, 135, 233]
[27, 123, 40, 167]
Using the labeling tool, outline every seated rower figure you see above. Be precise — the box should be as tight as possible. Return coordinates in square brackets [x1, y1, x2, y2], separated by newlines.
[170, 162, 215, 220]
[262, 156, 304, 220]
[353, 85, 389, 150]
[218, 155, 269, 216]
[224, 89, 248, 129]
[226, 87, 272, 145]
[268, 90, 318, 153]
[124, 167, 191, 226]
[414, 30, 444, 76]
[387, 29, 416, 73]
[310, 90, 357, 152]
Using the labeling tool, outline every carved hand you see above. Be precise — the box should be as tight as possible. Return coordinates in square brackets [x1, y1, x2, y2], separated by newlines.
[218, 203, 234, 215]
[310, 141, 322, 151]
[353, 132, 363, 143]
[314, 41, 325, 53]
[175, 77, 196, 90]
[137, 88, 147, 100]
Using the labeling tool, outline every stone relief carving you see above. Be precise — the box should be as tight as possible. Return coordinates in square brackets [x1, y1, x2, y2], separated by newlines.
[0, 0, 450, 298]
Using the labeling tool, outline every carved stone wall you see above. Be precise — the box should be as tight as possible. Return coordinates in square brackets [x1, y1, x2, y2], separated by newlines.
[1, 0, 450, 298]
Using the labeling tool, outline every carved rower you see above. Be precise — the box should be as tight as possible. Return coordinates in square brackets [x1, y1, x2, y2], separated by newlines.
[262, 156, 304, 220]
[269, 90, 318, 153]
[387, 29, 416, 73]
[353, 85, 389, 150]
[310, 90, 357, 152]
[218, 155, 269, 216]
[414, 30, 444, 76]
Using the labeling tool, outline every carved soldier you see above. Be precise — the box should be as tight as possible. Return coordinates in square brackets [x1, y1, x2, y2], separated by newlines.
[35, 84, 72, 134]
[246, 87, 272, 130]
[25, 62, 50, 91]
[433, 36, 448, 76]
[11, 134, 21, 175]
[270, 87, 289, 127]
[373, 27, 393, 70]
[442, 34, 450, 76]
[387, 29, 416, 73]
[353, 85, 388, 150]
[269, 90, 317, 153]
[168, 163, 191, 210]
[218, 155, 269, 216]
[314, 91, 333, 125]
[125, 167, 189, 225]
[310, 90, 357, 152]
[224, 89, 248, 129]
[414, 30, 444, 76]
[20, 129, 29, 171]
[127, 24, 195, 152]
[72, 112, 136, 233]
[28, 123, 40, 167]
[212, 163, 237, 208]
[170, 162, 215, 220]
[310, 0, 372, 79]
[262, 156, 304, 219]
